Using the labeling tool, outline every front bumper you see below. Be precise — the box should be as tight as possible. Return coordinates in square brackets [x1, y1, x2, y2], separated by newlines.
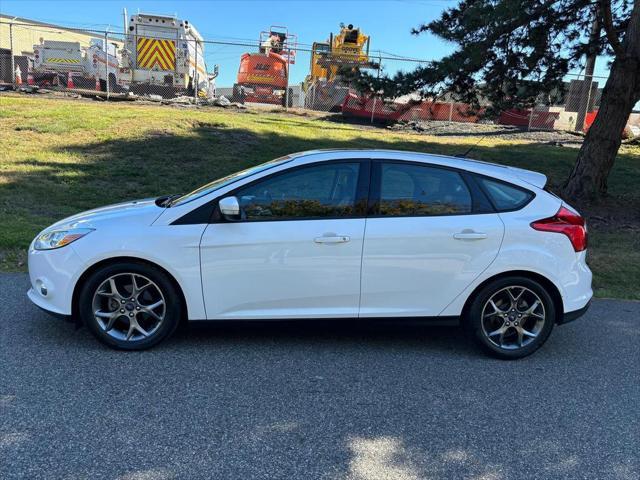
[27, 289, 72, 321]
[559, 300, 591, 325]
[27, 244, 86, 316]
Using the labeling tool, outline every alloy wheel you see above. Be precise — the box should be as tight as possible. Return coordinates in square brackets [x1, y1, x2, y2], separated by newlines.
[91, 273, 166, 342]
[481, 286, 546, 350]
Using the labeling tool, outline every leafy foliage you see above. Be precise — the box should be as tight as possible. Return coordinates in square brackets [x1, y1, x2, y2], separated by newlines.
[242, 199, 356, 219]
[351, 1, 634, 115]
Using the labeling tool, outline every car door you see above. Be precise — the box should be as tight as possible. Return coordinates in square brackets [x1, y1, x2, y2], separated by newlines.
[360, 160, 504, 317]
[200, 160, 369, 319]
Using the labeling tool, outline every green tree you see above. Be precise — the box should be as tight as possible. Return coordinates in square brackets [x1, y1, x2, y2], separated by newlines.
[353, 1, 639, 201]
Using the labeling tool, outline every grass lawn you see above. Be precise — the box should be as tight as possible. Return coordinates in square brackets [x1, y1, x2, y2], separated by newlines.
[1, 94, 638, 299]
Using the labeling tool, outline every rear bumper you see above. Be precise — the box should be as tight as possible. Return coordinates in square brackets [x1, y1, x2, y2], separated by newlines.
[559, 300, 591, 325]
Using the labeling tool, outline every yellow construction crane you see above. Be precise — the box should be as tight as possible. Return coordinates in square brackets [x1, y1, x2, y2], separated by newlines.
[304, 23, 377, 111]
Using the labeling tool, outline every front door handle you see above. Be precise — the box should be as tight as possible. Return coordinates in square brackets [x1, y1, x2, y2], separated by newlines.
[453, 231, 488, 240]
[314, 235, 350, 244]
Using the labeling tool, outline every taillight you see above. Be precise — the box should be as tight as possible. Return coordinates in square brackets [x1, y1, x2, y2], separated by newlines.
[531, 206, 587, 252]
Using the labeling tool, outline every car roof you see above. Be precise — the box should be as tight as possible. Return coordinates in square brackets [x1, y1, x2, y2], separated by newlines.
[289, 149, 547, 189]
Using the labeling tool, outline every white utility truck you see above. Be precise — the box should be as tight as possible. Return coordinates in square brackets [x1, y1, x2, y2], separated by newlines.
[120, 12, 216, 97]
[32, 39, 120, 90]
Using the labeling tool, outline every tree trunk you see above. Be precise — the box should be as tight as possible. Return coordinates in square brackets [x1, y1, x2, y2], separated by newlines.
[562, 3, 640, 201]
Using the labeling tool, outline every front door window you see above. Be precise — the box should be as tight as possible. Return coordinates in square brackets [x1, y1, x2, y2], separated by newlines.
[235, 162, 361, 220]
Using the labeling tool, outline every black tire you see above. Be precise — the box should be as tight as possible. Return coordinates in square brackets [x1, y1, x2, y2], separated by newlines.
[78, 261, 182, 350]
[465, 276, 556, 359]
[233, 84, 246, 104]
[281, 88, 294, 107]
[108, 73, 117, 92]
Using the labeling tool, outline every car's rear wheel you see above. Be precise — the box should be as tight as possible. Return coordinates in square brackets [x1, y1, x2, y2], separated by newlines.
[466, 276, 555, 359]
[79, 262, 181, 350]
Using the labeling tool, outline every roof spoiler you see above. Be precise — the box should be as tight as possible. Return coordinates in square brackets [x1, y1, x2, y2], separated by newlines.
[509, 166, 547, 189]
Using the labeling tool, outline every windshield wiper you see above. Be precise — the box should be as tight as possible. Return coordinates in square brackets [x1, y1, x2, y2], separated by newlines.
[155, 194, 182, 208]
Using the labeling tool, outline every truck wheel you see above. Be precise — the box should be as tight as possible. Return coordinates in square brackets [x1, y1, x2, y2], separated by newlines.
[232, 84, 245, 103]
[281, 90, 292, 107]
[108, 73, 117, 92]
[287, 88, 294, 107]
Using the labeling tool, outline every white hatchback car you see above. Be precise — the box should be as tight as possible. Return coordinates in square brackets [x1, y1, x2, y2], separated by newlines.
[28, 149, 592, 358]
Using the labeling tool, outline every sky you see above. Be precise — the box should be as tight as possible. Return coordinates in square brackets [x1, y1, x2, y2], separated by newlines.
[1, 0, 612, 88]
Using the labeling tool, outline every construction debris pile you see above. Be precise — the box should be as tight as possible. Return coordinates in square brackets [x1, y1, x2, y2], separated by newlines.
[387, 120, 588, 147]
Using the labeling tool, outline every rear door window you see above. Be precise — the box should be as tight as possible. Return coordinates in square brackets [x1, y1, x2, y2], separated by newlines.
[375, 162, 473, 216]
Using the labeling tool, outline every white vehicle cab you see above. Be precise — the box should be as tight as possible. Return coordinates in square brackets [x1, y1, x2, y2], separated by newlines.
[27, 150, 592, 358]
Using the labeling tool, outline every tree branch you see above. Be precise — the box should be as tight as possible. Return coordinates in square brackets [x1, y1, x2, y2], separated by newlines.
[599, 0, 624, 56]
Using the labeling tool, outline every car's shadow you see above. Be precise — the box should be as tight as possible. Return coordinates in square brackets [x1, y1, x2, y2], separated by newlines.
[40, 311, 480, 358]
[167, 317, 480, 357]
[20, 292, 609, 362]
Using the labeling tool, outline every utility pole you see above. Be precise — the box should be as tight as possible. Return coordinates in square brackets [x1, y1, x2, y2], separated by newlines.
[194, 40, 198, 103]
[105, 31, 110, 100]
[284, 59, 290, 110]
[575, 5, 601, 131]
[370, 53, 382, 124]
[9, 22, 15, 85]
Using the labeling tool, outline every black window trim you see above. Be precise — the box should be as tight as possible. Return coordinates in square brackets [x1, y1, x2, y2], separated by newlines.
[172, 158, 535, 225]
[367, 159, 496, 219]
[471, 173, 536, 213]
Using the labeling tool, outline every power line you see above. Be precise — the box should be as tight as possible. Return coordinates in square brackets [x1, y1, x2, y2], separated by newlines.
[0, 18, 433, 64]
[0, 19, 612, 76]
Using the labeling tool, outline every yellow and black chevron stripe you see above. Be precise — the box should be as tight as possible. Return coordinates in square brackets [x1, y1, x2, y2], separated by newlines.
[45, 58, 81, 64]
[136, 38, 176, 71]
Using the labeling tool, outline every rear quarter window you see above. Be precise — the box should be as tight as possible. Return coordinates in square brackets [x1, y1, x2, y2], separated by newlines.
[477, 177, 533, 211]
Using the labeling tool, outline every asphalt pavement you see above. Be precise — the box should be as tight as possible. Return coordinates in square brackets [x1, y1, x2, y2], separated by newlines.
[1, 273, 638, 480]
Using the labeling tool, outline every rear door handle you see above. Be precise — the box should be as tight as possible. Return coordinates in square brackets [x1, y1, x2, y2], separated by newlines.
[314, 235, 350, 244]
[453, 232, 488, 240]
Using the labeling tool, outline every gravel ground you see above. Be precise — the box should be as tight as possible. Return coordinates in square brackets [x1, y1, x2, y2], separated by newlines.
[1, 273, 639, 480]
[387, 120, 586, 147]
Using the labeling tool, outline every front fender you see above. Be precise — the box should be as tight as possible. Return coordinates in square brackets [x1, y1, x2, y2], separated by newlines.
[70, 224, 207, 320]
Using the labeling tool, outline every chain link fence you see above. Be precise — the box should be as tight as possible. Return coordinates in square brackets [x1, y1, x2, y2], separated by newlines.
[0, 19, 612, 133]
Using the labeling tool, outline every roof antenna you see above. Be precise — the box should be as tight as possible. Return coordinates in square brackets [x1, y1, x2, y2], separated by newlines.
[455, 134, 487, 158]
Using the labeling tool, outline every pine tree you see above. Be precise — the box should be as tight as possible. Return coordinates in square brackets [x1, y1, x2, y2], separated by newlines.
[354, 1, 639, 201]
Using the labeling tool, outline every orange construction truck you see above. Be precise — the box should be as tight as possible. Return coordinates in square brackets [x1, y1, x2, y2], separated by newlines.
[232, 26, 295, 107]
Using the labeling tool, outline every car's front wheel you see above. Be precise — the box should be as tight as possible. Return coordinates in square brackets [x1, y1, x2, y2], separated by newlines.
[466, 276, 556, 359]
[79, 261, 181, 350]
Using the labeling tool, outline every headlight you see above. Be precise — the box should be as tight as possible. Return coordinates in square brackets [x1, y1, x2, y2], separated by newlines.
[34, 228, 94, 250]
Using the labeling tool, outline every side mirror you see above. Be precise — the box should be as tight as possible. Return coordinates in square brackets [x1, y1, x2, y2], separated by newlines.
[219, 196, 241, 220]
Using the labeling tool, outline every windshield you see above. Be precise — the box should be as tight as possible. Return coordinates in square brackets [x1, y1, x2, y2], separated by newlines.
[170, 155, 294, 207]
